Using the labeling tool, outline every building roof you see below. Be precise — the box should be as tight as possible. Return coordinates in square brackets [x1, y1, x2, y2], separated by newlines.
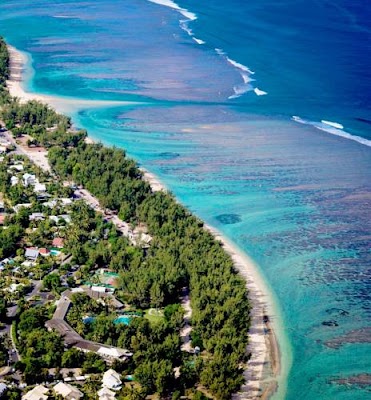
[0, 383, 7, 394]
[39, 248, 50, 256]
[97, 387, 115, 400]
[29, 212, 45, 221]
[52, 237, 64, 248]
[99, 347, 126, 359]
[102, 369, 122, 390]
[22, 385, 49, 400]
[34, 183, 47, 193]
[25, 248, 39, 260]
[53, 382, 83, 400]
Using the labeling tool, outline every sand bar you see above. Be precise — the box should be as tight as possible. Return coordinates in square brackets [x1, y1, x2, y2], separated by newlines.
[5, 44, 284, 399]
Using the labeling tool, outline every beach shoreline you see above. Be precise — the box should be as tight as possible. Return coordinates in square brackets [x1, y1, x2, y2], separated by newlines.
[6, 43, 285, 399]
[6, 45, 142, 114]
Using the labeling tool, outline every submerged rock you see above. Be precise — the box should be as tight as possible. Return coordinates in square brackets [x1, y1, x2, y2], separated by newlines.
[215, 213, 242, 224]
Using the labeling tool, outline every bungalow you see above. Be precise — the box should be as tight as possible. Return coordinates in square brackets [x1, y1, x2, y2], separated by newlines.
[29, 212, 45, 222]
[53, 383, 83, 400]
[59, 214, 72, 224]
[23, 173, 37, 187]
[9, 164, 24, 172]
[39, 248, 51, 257]
[25, 248, 39, 261]
[10, 176, 19, 186]
[102, 369, 122, 390]
[13, 203, 31, 213]
[22, 385, 49, 400]
[97, 387, 116, 400]
[34, 182, 47, 193]
[52, 237, 64, 248]
[0, 383, 7, 397]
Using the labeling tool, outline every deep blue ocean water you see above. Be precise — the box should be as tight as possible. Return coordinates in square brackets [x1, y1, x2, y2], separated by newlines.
[1, 1, 370, 399]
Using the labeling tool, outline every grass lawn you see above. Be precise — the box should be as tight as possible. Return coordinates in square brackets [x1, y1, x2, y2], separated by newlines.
[144, 308, 164, 324]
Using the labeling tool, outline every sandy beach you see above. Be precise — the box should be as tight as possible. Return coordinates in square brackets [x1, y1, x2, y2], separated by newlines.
[6, 44, 283, 399]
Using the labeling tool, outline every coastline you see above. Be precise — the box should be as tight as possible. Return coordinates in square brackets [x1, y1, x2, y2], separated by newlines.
[6, 43, 286, 399]
[6, 45, 143, 114]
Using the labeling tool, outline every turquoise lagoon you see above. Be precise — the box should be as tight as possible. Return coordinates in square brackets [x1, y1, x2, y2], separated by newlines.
[1, 0, 370, 399]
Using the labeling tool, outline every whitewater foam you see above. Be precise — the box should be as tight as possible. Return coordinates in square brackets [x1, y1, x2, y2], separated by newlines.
[254, 88, 268, 96]
[226, 57, 255, 74]
[180, 20, 193, 36]
[321, 120, 344, 129]
[147, 0, 197, 20]
[292, 116, 371, 147]
[193, 37, 206, 45]
[228, 83, 254, 99]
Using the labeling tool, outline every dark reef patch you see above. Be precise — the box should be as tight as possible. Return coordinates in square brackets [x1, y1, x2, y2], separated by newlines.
[215, 213, 242, 225]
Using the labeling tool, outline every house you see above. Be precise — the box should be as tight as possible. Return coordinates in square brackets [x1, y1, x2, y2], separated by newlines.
[52, 237, 64, 248]
[13, 203, 31, 213]
[97, 387, 116, 400]
[0, 383, 7, 397]
[9, 164, 24, 172]
[34, 182, 47, 193]
[29, 212, 45, 222]
[10, 176, 19, 186]
[39, 248, 51, 257]
[0, 202, 4, 212]
[102, 369, 122, 390]
[21, 260, 36, 268]
[0, 215, 5, 225]
[0, 145, 7, 154]
[22, 385, 49, 400]
[25, 248, 39, 261]
[23, 173, 37, 187]
[53, 382, 83, 400]
[59, 214, 72, 224]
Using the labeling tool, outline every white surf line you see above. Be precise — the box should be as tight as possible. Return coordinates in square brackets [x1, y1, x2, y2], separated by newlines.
[292, 116, 371, 147]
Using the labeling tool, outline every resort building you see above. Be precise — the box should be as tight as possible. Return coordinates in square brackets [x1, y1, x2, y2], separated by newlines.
[52, 237, 64, 248]
[29, 212, 45, 221]
[0, 383, 7, 397]
[10, 176, 19, 186]
[53, 382, 83, 400]
[102, 369, 122, 390]
[22, 385, 49, 400]
[97, 387, 116, 400]
[25, 248, 39, 261]
[22, 173, 36, 187]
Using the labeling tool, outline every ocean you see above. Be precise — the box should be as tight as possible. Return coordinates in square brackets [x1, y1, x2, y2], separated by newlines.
[1, 0, 370, 398]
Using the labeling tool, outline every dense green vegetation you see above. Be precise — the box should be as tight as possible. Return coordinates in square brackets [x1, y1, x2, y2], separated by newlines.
[0, 36, 251, 399]
[0, 36, 10, 103]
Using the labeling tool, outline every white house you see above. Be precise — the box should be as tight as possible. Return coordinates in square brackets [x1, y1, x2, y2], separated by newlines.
[23, 173, 37, 187]
[34, 182, 47, 193]
[97, 387, 116, 400]
[29, 212, 45, 222]
[0, 383, 7, 397]
[53, 382, 83, 400]
[13, 203, 32, 213]
[25, 248, 39, 261]
[9, 164, 24, 172]
[10, 176, 19, 186]
[102, 369, 122, 390]
[22, 385, 49, 400]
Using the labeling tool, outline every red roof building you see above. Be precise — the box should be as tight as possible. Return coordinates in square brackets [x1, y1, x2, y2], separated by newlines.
[52, 238, 64, 248]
